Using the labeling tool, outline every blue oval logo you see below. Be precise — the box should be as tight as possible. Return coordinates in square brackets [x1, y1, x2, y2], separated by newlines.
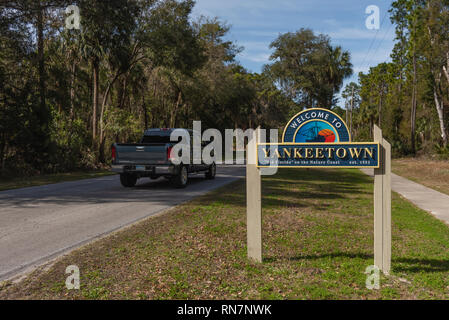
[282, 108, 351, 143]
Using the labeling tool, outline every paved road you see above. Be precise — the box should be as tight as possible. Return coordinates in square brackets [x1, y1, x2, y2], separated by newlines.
[0, 165, 245, 281]
[361, 169, 449, 225]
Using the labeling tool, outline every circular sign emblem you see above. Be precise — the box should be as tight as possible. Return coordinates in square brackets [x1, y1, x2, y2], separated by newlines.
[282, 108, 351, 143]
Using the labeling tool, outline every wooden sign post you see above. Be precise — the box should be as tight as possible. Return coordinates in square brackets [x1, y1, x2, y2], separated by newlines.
[374, 125, 391, 274]
[245, 109, 391, 274]
[246, 128, 262, 262]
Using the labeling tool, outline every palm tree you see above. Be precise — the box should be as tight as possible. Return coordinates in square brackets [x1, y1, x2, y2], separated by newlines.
[325, 45, 353, 107]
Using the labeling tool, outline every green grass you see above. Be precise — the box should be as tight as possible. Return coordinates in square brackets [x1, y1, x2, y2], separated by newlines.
[393, 158, 449, 196]
[1, 168, 448, 299]
[0, 170, 116, 191]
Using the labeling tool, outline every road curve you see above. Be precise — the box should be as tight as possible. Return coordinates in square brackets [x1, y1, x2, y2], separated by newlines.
[0, 165, 245, 281]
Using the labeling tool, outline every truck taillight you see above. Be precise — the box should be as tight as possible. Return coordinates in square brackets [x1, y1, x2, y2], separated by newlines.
[111, 145, 116, 162]
[167, 146, 173, 161]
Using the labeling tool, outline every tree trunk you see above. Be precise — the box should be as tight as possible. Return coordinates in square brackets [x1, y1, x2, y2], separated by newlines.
[36, 3, 49, 146]
[345, 101, 349, 127]
[397, 74, 403, 135]
[142, 95, 148, 130]
[37, 5, 46, 118]
[170, 91, 182, 128]
[120, 77, 128, 109]
[69, 61, 76, 121]
[434, 88, 448, 146]
[99, 70, 123, 163]
[350, 86, 354, 138]
[92, 57, 99, 144]
[411, 54, 417, 154]
[378, 92, 382, 127]
[99, 83, 112, 163]
[442, 52, 449, 86]
[0, 137, 6, 174]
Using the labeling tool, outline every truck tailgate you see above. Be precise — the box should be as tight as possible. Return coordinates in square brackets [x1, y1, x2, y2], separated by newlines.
[115, 144, 168, 164]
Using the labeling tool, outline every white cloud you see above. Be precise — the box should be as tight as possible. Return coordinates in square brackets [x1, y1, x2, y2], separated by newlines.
[326, 27, 394, 40]
[240, 52, 271, 63]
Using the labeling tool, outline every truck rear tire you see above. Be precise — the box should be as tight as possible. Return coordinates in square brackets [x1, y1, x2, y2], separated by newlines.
[171, 165, 188, 188]
[205, 163, 216, 179]
[120, 173, 137, 187]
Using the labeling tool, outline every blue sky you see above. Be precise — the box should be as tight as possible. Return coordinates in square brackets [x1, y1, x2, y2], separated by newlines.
[192, 0, 396, 107]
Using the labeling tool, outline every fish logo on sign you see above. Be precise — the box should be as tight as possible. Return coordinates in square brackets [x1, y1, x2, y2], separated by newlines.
[282, 108, 351, 143]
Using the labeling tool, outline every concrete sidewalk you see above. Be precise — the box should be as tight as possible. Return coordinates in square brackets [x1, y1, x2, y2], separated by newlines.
[361, 169, 449, 225]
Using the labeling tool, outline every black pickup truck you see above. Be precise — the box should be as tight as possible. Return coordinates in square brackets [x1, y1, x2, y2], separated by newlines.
[111, 128, 216, 188]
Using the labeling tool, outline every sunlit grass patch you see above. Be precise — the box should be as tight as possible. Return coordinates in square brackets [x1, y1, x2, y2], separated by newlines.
[393, 158, 449, 195]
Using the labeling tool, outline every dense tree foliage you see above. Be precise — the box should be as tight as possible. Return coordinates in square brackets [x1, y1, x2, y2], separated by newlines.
[266, 28, 353, 113]
[0, 0, 296, 176]
[351, 0, 449, 157]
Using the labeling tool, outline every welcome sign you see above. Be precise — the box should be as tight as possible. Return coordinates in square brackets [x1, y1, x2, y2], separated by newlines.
[247, 110, 391, 274]
[257, 108, 380, 168]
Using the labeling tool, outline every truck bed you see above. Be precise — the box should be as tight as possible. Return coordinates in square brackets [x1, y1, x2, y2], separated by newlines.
[114, 143, 169, 165]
